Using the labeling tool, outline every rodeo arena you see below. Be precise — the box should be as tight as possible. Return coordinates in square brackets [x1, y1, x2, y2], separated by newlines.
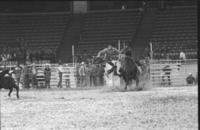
[0, 1, 198, 130]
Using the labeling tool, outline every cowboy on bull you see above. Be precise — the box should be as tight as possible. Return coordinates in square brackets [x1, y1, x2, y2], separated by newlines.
[96, 43, 143, 76]
[96, 44, 120, 75]
[97, 44, 137, 75]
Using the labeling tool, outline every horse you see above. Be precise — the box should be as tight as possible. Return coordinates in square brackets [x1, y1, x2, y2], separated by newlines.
[0, 69, 19, 99]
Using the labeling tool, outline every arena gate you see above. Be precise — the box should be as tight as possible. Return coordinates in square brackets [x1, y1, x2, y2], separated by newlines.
[149, 59, 197, 87]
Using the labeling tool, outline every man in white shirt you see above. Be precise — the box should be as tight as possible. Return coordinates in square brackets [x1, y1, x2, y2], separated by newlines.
[179, 51, 186, 64]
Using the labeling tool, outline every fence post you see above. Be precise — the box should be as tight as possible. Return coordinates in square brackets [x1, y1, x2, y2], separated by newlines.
[72, 45, 75, 67]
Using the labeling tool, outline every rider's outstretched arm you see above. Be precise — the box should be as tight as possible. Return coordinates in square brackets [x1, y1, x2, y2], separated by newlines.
[97, 48, 108, 57]
[111, 47, 120, 53]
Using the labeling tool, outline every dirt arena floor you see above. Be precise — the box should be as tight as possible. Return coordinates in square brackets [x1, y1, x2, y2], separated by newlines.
[0, 86, 198, 130]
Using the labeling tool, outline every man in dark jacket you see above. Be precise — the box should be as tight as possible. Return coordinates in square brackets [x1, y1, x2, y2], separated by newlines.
[23, 64, 30, 88]
[186, 73, 195, 85]
[14, 63, 23, 86]
[44, 64, 51, 88]
[162, 65, 172, 85]
[57, 64, 63, 88]
[97, 64, 105, 86]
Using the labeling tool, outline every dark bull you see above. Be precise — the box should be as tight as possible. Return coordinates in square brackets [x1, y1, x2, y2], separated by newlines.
[0, 69, 19, 99]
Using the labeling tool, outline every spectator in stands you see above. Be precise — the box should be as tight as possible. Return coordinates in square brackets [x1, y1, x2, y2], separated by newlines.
[57, 64, 63, 88]
[31, 63, 38, 88]
[79, 62, 86, 87]
[186, 73, 196, 85]
[14, 63, 23, 87]
[143, 46, 150, 59]
[179, 51, 186, 63]
[121, 4, 127, 10]
[44, 64, 51, 88]
[142, 1, 147, 12]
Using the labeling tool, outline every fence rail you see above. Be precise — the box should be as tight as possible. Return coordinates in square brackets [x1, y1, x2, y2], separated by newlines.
[0, 63, 78, 88]
[149, 59, 197, 86]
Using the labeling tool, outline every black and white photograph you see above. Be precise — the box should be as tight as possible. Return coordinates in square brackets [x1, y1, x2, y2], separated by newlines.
[0, 0, 198, 129]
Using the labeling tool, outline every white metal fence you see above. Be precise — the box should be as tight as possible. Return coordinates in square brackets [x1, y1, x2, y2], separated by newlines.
[35, 64, 77, 88]
[0, 63, 78, 88]
[149, 59, 197, 86]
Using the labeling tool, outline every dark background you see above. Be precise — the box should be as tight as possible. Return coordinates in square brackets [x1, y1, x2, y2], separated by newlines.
[0, 0, 196, 13]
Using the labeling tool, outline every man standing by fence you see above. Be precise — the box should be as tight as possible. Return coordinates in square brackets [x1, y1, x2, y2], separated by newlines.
[14, 63, 23, 87]
[31, 63, 37, 88]
[97, 64, 105, 86]
[44, 64, 51, 88]
[23, 64, 30, 88]
[162, 65, 172, 86]
[90, 63, 97, 87]
[79, 62, 86, 87]
[57, 64, 63, 88]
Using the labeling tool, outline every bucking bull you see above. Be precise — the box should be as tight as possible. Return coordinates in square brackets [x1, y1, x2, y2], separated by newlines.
[94, 55, 149, 90]
[0, 69, 19, 98]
